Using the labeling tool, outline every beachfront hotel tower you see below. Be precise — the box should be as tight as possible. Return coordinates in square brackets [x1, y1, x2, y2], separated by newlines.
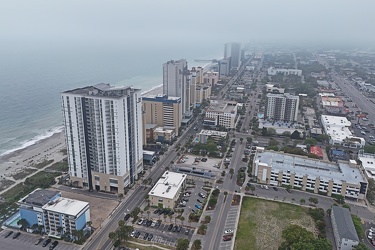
[61, 83, 143, 194]
[162, 59, 191, 118]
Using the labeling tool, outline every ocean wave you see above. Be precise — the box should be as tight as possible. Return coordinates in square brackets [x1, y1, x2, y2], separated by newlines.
[141, 84, 163, 95]
[0, 126, 64, 156]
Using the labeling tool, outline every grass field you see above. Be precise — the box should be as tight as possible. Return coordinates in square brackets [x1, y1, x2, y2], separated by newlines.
[234, 197, 316, 250]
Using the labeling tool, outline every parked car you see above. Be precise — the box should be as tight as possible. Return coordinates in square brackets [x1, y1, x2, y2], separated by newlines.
[143, 233, 149, 240]
[177, 226, 182, 232]
[12, 232, 21, 239]
[154, 209, 160, 214]
[195, 204, 202, 209]
[130, 231, 136, 237]
[198, 192, 206, 198]
[137, 218, 144, 225]
[168, 224, 174, 231]
[224, 229, 234, 235]
[42, 238, 52, 247]
[192, 209, 197, 214]
[273, 186, 278, 191]
[4, 231, 13, 238]
[172, 225, 178, 232]
[147, 233, 153, 241]
[49, 241, 58, 250]
[185, 228, 190, 235]
[146, 220, 152, 227]
[134, 231, 141, 238]
[223, 235, 232, 241]
[197, 198, 203, 203]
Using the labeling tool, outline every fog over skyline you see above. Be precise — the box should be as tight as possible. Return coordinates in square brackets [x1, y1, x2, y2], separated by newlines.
[1, 0, 375, 49]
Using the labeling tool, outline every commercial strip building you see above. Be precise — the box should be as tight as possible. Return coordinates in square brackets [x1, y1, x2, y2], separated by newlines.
[253, 149, 368, 200]
[61, 84, 143, 193]
[18, 189, 90, 238]
[203, 100, 238, 129]
[198, 130, 228, 144]
[267, 67, 302, 76]
[358, 150, 375, 181]
[321, 115, 365, 148]
[142, 94, 182, 137]
[148, 171, 187, 209]
[331, 206, 359, 250]
[265, 93, 299, 122]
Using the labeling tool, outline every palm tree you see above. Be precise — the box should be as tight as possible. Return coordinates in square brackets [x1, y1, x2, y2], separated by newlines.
[229, 168, 234, 178]
[300, 198, 305, 205]
[163, 214, 167, 222]
[180, 216, 185, 225]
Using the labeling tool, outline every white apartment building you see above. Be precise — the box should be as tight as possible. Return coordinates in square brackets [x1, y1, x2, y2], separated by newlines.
[61, 83, 143, 194]
[321, 115, 365, 148]
[267, 67, 302, 76]
[163, 59, 191, 117]
[204, 101, 238, 129]
[265, 93, 299, 122]
[331, 206, 359, 250]
[253, 150, 368, 200]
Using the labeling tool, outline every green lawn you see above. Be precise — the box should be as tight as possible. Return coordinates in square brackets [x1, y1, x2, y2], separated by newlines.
[234, 197, 316, 250]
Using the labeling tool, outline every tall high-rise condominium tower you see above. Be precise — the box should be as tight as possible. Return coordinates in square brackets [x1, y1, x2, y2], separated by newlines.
[224, 42, 241, 70]
[265, 93, 299, 122]
[61, 83, 143, 194]
[162, 59, 191, 117]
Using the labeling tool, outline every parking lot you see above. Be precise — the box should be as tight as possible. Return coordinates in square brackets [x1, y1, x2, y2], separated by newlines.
[0, 230, 80, 250]
[131, 221, 193, 247]
[219, 205, 239, 250]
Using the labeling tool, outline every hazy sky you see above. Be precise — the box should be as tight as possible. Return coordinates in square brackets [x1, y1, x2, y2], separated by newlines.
[1, 0, 374, 47]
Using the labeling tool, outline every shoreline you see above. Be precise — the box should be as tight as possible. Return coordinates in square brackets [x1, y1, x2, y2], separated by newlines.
[0, 84, 164, 178]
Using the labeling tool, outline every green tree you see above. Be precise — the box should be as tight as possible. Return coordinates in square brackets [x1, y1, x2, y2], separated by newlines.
[176, 238, 190, 250]
[17, 218, 29, 229]
[304, 138, 317, 145]
[229, 168, 234, 178]
[353, 242, 370, 250]
[192, 239, 202, 250]
[300, 198, 305, 205]
[180, 216, 185, 225]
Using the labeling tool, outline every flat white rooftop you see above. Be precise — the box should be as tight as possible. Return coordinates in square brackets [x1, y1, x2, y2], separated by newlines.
[42, 197, 89, 216]
[256, 151, 366, 184]
[321, 115, 353, 142]
[149, 171, 186, 199]
[199, 129, 227, 137]
[358, 151, 375, 180]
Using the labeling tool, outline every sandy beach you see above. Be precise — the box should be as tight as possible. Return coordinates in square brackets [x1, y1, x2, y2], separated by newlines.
[0, 132, 66, 189]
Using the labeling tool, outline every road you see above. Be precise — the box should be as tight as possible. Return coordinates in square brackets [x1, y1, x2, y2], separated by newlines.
[204, 56, 263, 250]
[83, 123, 197, 250]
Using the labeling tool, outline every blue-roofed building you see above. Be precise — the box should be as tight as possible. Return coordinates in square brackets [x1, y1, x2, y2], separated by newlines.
[17, 188, 90, 238]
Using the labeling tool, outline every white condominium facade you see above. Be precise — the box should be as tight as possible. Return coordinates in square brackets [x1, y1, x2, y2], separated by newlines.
[163, 59, 191, 116]
[61, 83, 143, 194]
[267, 67, 302, 76]
[265, 93, 299, 122]
[204, 101, 238, 129]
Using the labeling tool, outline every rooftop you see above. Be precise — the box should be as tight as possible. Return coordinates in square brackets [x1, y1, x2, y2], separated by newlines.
[207, 100, 237, 114]
[142, 94, 181, 103]
[20, 189, 60, 207]
[63, 83, 140, 99]
[358, 151, 375, 179]
[149, 171, 186, 199]
[321, 115, 354, 142]
[332, 206, 359, 242]
[199, 129, 228, 137]
[42, 197, 89, 216]
[255, 151, 366, 184]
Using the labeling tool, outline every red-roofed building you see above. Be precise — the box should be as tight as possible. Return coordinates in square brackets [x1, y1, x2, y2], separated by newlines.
[310, 146, 323, 158]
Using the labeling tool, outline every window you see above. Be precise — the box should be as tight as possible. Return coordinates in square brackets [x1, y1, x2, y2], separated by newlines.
[109, 179, 118, 184]
[94, 176, 100, 181]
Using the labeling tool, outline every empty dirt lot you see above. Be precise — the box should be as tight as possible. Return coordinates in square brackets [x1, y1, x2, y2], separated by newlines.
[49, 188, 119, 229]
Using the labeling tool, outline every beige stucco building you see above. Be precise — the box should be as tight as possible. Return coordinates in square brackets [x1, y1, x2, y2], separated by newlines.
[142, 94, 182, 137]
[149, 171, 187, 209]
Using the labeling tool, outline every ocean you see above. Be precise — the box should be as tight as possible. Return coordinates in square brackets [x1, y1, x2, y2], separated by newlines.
[0, 42, 222, 156]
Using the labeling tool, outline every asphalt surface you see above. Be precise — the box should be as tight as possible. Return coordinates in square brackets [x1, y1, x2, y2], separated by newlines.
[83, 123, 198, 250]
